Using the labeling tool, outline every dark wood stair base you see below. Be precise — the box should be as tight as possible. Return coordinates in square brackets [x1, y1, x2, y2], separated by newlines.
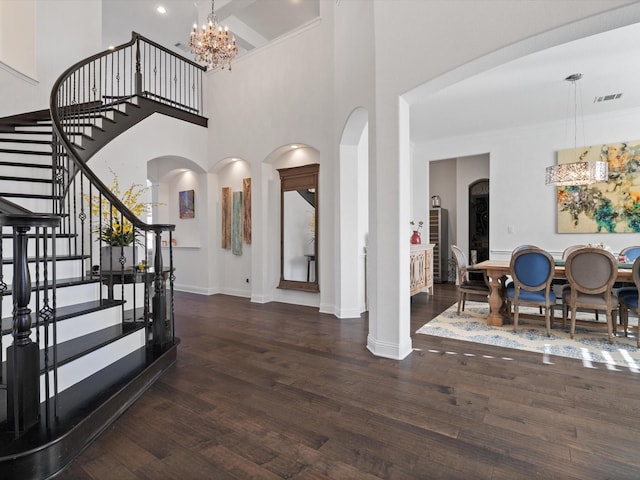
[0, 341, 177, 479]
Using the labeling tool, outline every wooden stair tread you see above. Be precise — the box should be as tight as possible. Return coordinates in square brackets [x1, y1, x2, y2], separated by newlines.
[1, 253, 86, 265]
[41, 321, 145, 370]
[1, 299, 124, 335]
[0, 342, 177, 472]
[0, 161, 52, 169]
[0, 175, 51, 183]
[1, 275, 101, 299]
[0, 192, 61, 199]
[0, 149, 52, 156]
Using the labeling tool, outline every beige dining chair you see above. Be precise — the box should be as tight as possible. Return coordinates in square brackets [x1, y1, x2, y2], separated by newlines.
[451, 245, 490, 315]
[562, 247, 618, 343]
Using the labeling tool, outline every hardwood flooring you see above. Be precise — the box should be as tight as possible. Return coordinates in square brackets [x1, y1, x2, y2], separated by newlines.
[59, 284, 640, 479]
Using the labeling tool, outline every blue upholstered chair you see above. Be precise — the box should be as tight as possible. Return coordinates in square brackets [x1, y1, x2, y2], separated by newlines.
[506, 247, 556, 336]
[619, 256, 640, 346]
[620, 245, 640, 263]
[562, 248, 618, 344]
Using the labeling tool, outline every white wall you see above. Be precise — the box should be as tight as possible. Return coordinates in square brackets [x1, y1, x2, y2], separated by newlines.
[90, 113, 209, 294]
[372, 0, 640, 359]
[0, 0, 36, 78]
[205, 7, 332, 309]
[216, 160, 252, 297]
[0, 0, 101, 117]
[416, 106, 640, 260]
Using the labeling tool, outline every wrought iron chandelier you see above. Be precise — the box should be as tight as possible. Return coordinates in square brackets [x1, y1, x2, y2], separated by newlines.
[545, 73, 608, 186]
[189, 0, 238, 70]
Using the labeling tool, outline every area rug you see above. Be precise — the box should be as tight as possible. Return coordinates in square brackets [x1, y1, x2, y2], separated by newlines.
[416, 301, 640, 369]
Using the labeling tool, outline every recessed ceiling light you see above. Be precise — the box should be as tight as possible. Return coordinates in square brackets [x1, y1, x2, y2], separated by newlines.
[291, 145, 298, 149]
[156, 5, 167, 14]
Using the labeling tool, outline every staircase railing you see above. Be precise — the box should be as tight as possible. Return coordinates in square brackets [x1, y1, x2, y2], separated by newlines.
[2, 32, 204, 437]
[1, 211, 60, 437]
[50, 31, 206, 352]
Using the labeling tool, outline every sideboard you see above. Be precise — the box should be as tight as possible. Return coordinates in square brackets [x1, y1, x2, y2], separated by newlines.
[410, 243, 434, 296]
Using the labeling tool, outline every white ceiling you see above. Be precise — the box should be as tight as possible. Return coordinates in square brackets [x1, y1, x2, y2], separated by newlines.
[102, 0, 319, 58]
[101, 3, 640, 147]
[410, 22, 640, 145]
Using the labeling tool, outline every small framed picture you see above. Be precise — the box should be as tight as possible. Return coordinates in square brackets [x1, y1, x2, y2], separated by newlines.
[179, 190, 195, 219]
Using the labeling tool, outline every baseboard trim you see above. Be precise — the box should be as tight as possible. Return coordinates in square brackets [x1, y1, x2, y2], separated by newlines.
[366, 334, 413, 360]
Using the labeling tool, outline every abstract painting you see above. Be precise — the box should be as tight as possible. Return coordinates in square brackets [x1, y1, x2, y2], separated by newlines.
[221, 187, 231, 249]
[557, 140, 640, 233]
[243, 178, 252, 244]
[179, 190, 195, 219]
[232, 191, 243, 255]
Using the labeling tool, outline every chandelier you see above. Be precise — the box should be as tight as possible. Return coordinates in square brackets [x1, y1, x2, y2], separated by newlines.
[189, 0, 238, 70]
[545, 73, 608, 186]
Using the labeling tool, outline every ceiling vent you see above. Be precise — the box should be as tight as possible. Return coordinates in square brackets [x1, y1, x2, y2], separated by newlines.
[174, 42, 189, 53]
[593, 93, 623, 103]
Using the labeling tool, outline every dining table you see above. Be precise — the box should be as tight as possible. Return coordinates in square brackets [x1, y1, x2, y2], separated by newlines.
[472, 259, 634, 326]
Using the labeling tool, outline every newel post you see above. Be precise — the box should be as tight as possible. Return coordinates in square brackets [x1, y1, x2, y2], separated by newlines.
[135, 36, 142, 96]
[8, 225, 39, 432]
[151, 230, 169, 350]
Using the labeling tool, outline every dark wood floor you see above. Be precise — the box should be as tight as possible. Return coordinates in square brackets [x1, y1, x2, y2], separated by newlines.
[59, 284, 640, 479]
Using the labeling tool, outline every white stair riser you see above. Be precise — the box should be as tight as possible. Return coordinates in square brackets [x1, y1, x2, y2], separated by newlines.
[1, 282, 100, 316]
[1, 235, 73, 257]
[0, 180, 51, 195]
[41, 329, 146, 399]
[15, 125, 52, 133]
[3, 257, 84, 280]
[0, 133, 50, 142]
[0, 141, 50, 152]
[2, 305, 123, 358]
[0, 165, 52, 181]
[0, 152, 53, 165]
[1, 196, 57, 213]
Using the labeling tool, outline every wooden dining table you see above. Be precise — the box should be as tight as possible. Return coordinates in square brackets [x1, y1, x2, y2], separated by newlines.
[472, 259, 634, 326]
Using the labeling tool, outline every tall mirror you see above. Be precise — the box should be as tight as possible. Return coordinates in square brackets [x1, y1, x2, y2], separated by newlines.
[278, 164, 319, 292]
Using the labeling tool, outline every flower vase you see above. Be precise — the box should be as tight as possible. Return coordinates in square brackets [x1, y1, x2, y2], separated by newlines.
[100, 245, 139, 271]
[410, 230, 421, 245]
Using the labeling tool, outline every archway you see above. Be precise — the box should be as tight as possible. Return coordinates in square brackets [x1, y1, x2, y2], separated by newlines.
[337, 108, 369, 318]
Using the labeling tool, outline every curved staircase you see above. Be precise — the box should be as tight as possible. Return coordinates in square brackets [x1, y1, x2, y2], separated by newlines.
[0, 33, 207, 479]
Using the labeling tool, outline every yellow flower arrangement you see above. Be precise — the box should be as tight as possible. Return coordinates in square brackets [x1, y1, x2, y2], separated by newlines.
[84, 170, 151, 246]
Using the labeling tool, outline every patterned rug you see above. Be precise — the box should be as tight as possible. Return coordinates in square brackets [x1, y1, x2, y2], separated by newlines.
[416, 301, 640, 369]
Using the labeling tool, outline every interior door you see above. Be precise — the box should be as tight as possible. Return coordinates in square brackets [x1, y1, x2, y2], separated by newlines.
[469, 179, 489, 276]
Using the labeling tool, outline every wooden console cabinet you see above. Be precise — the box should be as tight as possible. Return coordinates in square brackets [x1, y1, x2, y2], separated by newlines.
[410, 244, 434, 296]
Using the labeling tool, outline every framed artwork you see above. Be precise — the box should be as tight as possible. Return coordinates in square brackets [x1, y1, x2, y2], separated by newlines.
[221, 187, 231, 249]
[232, 191, 243, 255]
[557, 140, 640, 233]
[179, 190, 195, 219]
[243, 178, 252, 244]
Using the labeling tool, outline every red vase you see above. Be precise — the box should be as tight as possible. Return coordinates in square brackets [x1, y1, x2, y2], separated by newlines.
[410, 230, 421, 244]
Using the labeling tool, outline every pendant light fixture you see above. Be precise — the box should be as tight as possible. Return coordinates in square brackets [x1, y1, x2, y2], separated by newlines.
[545, 73, 608, 186]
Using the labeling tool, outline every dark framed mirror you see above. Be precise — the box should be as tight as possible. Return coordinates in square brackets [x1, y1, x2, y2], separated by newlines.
[277, 164, 319, 292]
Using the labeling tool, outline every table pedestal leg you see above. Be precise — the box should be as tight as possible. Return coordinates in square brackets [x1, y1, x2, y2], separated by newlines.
[486, 271, 507, 326]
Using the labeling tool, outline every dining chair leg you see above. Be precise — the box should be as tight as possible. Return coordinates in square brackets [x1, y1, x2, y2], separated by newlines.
[544, 307, 551, 337]
[620, 305, 629, 337]
[570, 308, 577, 339]
[606, 311, 614, 344]
[513, 302, 519, 332]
